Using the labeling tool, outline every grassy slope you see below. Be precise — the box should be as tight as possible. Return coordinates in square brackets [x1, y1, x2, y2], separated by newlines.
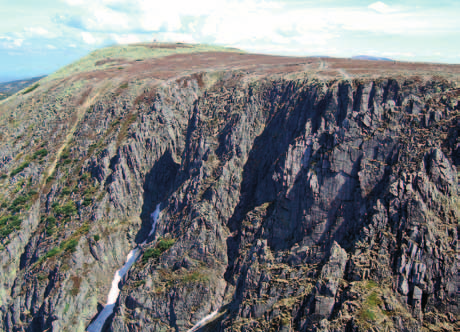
[45, 43, 244, 81]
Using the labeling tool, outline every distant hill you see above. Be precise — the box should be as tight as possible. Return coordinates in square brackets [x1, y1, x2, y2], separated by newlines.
[0, 76, 45, 98]
[0, 92, 11, 101]
[352, 55, 393, 61]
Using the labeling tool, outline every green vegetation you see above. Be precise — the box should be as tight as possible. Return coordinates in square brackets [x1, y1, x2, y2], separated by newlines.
[93, 234, 100, 242]
[82, 185, 96, 207]
[10, 161, 30, 176]
[142, 237, 175, 263]
[181, 271, 208, 284]
[61, 149, 70, 160]
[142, 248, 162, 262]
[10, 196, 29, 211]
[0, 214, 21, 239]
[359, 292, 382, 322]
[157, 238, 175, 251]
[63, 303, 70, 315]
[82, 197, 92, 206]
[61, 238, 78, 252]
[354, 280, 402, 330]
[53, 201, 77, 218]
[22, 83, 39, 95]
[133, 280, 146, 288]
[44, 247, 61, 259]
[36, 237, 80, 265]
[81, 172, 90, 181]
[61, 187, 72, 196]
[33, 148, 48, 159]
[8, 191, 36, 212]
[45, 216, 57, 236]
[1, 174, 7, 179]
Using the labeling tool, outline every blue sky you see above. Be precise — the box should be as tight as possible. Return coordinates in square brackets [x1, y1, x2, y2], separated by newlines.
[0, 0, 459, 82]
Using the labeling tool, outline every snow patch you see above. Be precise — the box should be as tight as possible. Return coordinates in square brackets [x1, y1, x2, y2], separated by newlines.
[187, 310, 219, 332]
[87, 203, 161, 332]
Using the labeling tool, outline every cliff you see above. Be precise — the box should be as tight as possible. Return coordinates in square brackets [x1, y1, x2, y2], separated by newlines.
[0, 43, 458, 332]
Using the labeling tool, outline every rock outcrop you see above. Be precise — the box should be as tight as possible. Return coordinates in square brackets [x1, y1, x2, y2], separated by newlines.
[0, 43, 458, 331]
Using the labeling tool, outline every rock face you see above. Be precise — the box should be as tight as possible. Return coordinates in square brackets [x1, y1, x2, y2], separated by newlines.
[0, 43, 459, 332]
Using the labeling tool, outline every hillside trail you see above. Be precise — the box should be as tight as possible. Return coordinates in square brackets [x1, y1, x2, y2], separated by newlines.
[319, 59, 327, 70]
[42, 89, 103, 187]
[338, 68, 352, 80]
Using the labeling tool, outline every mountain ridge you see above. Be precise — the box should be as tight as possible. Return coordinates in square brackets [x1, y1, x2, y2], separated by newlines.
[0, 42, 458, 332]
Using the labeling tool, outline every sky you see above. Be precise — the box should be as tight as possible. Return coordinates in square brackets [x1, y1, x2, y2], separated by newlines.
[0, 0, 459, 82]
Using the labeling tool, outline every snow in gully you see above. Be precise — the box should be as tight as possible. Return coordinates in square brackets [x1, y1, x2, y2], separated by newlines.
[86, 204, 161, 332]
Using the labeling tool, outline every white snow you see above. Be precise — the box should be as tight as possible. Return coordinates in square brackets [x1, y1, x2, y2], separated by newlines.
[144, 203, 161, 242]
[187, 310, 219, 332]
[87, 203, 161, 332]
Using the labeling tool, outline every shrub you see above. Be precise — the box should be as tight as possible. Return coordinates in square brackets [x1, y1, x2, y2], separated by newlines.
[45, 216, 57, 236]
[61, 150, 70, 160]
[9, 194, 32, 212]
[157, 238, 175, 251]
[61, 238, 78, 252]
[45, 247, 61, 258]
[82, 197, 92, 206]
[10, 196, 28, 208]
[54, 201, 77, 217]
[133, 280, 146, 287]
[10, 162, 30, 176]
[142, 238, 175, 263]
[36, 237, 79, 265]
[76, 223, 90, 235]
[0, 214, 21, 238]
[33, 149, 48, 159]
[0, 174, 7, 179]
[142, 248, 162, 263]
[22, 83, 39, 95]
[61, 187, 72, 196]
[93, 234, 100, 241]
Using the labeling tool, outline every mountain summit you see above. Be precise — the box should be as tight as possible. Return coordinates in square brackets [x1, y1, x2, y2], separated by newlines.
[0, 43, 459, 331]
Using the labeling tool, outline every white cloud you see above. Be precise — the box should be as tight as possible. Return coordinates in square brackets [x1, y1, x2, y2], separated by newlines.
[24, 26, 50, 37]
[47, 44, 57, 49]
[81, 31, 99, 44]
[109, 33, 142, 44]
[55, 0, 458, 46]
[1, 0, 459, 65]
[0, 36, 24, 48]
[155, 32, 196, 43]
[368, 1, 396, 14]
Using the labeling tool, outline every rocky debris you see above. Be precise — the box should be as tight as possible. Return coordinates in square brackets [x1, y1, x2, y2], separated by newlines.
[314, 242, 347, 318]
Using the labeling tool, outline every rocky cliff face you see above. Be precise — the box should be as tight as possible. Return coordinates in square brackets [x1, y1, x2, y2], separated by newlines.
[0, 43, 459, 332]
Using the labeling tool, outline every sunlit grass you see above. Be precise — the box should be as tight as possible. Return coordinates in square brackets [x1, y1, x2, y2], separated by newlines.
[45, 43, 244, 81]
